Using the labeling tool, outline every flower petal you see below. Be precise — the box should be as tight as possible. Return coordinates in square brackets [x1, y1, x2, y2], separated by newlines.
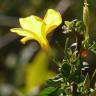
[20, 36, 34, 44]
[43, 9, 62, 35]
[19, 16, 43, 36]
[10, 28, 38, 44]
[10, 28, 33, 36]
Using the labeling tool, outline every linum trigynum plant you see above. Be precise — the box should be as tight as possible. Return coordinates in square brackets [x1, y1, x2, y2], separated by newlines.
[10, 0, 96, 95]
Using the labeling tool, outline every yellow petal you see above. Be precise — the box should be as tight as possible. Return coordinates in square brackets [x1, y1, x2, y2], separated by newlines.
[19, 16, 43, 36]
[43, 9, 62, 35]
[10, 28, 38, 44]
[10, 28, 33, 36]
[20, 36, 34, 44]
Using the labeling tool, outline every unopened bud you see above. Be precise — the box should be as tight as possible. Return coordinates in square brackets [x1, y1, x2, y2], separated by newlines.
[83, 0, 90, 27]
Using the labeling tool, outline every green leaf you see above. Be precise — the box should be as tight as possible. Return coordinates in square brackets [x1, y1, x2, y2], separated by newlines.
[89, 42, 96, 54]
[61, 63, 71, 78]
[47, 74, 62, 86]
[91, 69, 96, 81]
[76, 21, 81, 27]
[83, 74, 90, 89]
[69, 71, 84, 83]
[65, 21, 71, 27]
[39, 87, 58, 96]
[74, 58, 80, 65]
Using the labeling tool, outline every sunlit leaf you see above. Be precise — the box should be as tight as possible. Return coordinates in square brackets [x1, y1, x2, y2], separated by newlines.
[39, 87, 58, 96]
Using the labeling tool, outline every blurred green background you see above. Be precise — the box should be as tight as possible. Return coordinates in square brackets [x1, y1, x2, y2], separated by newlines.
[0, 0, 96, 95]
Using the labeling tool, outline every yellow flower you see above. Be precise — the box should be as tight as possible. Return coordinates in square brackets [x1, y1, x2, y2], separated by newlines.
[10, 9, 62, 51]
